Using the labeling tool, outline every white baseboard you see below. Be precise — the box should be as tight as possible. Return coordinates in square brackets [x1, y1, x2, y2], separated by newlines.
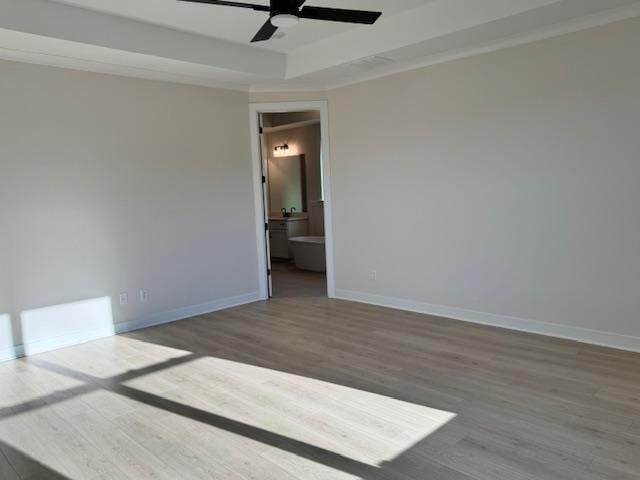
[0, 344, 25, 363]
[24, 325, 117, 356]
[0, 292, 261, 362]
[114, 292, 261, 335]
[335, 289, 640, 353]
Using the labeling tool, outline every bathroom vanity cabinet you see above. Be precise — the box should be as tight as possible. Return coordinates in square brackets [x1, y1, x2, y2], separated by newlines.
[269, 217, 309, 260]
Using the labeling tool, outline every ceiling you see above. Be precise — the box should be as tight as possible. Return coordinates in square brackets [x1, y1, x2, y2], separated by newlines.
[47, 0, 430, 53]
[1, 0, 639, 91]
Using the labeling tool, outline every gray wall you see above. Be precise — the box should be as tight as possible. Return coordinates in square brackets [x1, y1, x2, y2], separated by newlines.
[0, 60, 258, 357]
[328, 17, 640, 347]
[2, 15, 640, 357]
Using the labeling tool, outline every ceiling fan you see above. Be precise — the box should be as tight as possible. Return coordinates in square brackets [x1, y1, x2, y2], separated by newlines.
[178, 0, 382, 43]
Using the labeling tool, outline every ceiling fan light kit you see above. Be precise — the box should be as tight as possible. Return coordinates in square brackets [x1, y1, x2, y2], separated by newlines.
[271, 14, 299, 28]
[178, 0, 382, 42]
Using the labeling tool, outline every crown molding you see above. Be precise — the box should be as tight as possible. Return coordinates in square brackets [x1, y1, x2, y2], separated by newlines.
[319, 1, 640, 91]
[1, 0, 638, 93]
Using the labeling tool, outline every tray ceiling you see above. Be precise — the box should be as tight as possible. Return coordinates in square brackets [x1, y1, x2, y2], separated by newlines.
[1, 0, 639, 91]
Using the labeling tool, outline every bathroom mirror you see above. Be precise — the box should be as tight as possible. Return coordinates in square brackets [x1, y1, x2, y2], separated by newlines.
[268, 154, 307, 214]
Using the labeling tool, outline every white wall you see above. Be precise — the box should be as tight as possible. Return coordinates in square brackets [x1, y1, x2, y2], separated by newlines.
[329, 17, 640, 349]
[0, 60, 259, 358]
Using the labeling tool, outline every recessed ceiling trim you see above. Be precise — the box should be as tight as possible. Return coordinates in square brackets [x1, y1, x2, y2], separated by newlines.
[313, 0, 640, 91]
[0, 40, 253, 91]
[248, 1, 640, 92]
[1, 0, 639, 92]
[285, 0, 562, 79]
[0, 0, 286, 77]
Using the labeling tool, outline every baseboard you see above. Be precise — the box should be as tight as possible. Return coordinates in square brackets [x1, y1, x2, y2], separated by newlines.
[0, 292, 261, 362]
[114, 292, 261, 335]
[0, 344, 25, 363]
[335, 289, 640, 353]
[24, 325, 117, 356]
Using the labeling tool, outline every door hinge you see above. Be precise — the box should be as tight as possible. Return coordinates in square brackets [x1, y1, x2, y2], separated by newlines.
[259, 126, 264, 134]
[267, 268, 272, 276]
[262, 175, 266, 184]
[265, 222, 269, 231]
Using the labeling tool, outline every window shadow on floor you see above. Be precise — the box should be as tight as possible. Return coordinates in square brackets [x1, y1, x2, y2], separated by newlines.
[20, 354, 458, 479]
[0, 299, 471, 479]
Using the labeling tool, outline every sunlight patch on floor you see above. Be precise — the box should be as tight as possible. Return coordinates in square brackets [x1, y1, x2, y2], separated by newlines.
[36, 335, 193, 379]
[124, 355, 457, 467]
[0, 358, 85, 410]
[0, 336, 456, 479]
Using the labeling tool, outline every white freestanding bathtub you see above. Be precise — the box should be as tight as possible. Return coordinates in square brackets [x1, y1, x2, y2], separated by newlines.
[289, 236, 326, 272]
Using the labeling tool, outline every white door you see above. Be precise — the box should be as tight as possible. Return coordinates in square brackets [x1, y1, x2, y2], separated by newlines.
[259, 116, 273, 297]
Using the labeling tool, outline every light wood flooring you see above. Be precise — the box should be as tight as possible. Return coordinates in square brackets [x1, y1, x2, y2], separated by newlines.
[1, 296, 639, 479]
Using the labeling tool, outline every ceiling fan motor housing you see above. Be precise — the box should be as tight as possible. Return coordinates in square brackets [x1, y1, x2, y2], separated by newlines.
[270, 0, 300, 27]
[178, 0, 383, 42]
[270, 0, 300, 16]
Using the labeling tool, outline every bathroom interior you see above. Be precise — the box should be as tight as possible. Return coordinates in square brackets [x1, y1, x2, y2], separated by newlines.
[261, 110, 326, 298]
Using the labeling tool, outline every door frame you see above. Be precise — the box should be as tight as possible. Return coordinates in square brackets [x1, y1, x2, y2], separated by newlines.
[249, 100, 335, 300]
[257, 113, 273, 297]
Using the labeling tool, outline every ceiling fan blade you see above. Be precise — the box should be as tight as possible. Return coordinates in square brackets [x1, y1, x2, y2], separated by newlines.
[251, 18, 278, 42]
[299, 6, 381, 24]
[178, 0, 270, 12]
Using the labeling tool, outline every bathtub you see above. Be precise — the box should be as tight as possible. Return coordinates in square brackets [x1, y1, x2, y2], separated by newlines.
[289, 236, 326, 272]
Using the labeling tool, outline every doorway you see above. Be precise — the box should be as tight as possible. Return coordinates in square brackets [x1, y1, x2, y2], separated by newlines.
[249, 101, 335, 300]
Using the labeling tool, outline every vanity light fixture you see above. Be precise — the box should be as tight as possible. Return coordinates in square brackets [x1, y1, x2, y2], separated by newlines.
[274, 143, 290, 153]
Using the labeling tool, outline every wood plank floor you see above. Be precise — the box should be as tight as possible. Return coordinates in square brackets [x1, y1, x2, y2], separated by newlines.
[271, 261, 327, 298]
[1, 296, 639, 479]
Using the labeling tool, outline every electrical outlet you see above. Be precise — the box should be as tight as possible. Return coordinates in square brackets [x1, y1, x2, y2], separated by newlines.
[139, 289, 149, 302]
[370, 270, 378, 281]
[119, 292, 128, 305]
